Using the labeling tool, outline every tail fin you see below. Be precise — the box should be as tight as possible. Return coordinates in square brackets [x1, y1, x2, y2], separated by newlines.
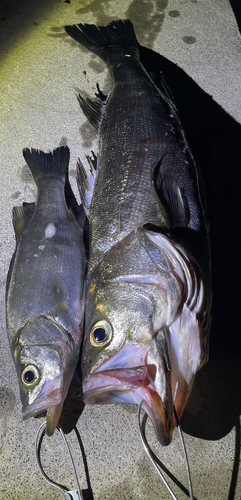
[65, 19, 139, 62]
[23, 146, 70, 186]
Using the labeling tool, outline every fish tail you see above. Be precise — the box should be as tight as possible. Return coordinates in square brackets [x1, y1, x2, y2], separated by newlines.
[22, 146, 70, 185]
[65, 19, 139, 62]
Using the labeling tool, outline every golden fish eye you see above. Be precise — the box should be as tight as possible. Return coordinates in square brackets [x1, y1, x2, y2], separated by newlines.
[90, 320, 112, 347]
[21, 365, 40, 387]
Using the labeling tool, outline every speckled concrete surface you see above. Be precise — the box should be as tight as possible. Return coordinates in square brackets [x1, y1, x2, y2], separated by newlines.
[0, 1, 241, 499]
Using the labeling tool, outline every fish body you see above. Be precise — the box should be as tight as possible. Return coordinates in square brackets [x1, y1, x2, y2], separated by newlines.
[6, 146, 86, 435]
[66, 21, 206, 267]
[66, 20, 211, 444]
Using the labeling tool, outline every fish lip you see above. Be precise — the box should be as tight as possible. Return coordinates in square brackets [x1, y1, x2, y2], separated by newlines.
[22, 390, 62, 422]
[141, 393, 172, 446]
[82, 366, 172, 446]
[83, 366, 147, 394]
[23, 395, 63, 436]
[21, 366, 76, 433]
[45, 403, 64, 436]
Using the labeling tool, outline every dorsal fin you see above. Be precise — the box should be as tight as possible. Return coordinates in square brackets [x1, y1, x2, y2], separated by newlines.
[77, 93, 104, 133]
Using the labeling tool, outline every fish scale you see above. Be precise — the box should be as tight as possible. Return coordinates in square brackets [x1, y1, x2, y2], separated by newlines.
[7, 178, 82, 336]
[91, 71, 168, 255]
[66, 20, 211, 446]
[89, 61, 204, 268]
[6, 146, 86, 436]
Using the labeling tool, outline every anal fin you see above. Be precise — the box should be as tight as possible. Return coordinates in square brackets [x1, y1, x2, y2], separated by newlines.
[12, 202, 35, 242]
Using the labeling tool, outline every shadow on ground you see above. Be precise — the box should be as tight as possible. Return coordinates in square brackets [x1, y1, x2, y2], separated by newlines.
[138, 47, 241, 467]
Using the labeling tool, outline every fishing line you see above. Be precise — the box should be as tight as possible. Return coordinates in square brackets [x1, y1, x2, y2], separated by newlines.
[137, 402, 178, 500]
[73, 426, 93, 495]
[35, 420, 84, 500]
[137, 401, 194, 500]
[174, 407, 194, 500]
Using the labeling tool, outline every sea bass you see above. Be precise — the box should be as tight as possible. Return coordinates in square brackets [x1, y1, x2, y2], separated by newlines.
[6, 146, 86, 436]
[65, 20, 212, 445]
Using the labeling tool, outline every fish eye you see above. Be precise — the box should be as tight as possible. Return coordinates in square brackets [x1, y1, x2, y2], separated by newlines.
[21, 365, 40, 387]
[90, 320, 112, 347]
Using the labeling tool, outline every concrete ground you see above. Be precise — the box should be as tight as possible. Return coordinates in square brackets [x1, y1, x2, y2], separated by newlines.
[0, 0, 241, 499]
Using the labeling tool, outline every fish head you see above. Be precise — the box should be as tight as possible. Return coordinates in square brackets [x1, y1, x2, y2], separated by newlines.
[82, 276, 175, 445]
[14, 317, 79, 436]
[82, 229, 210, 445]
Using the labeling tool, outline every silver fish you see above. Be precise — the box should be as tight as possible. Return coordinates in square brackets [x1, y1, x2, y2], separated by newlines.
[66, 20, 211, 445]
[6, 146, 86, 436]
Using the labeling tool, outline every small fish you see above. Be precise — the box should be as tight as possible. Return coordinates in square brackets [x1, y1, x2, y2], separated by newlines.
[66, 20, 211, 445]
[6, 146, 86, 436]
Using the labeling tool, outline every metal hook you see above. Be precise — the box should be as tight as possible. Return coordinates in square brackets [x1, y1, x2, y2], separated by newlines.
[137, 401, 194, 500]
[35, 421, 84, 500]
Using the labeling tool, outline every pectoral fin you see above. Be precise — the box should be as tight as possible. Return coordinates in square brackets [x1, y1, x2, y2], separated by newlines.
[152, 155, 189, 229]
[52, 279, 69, 318]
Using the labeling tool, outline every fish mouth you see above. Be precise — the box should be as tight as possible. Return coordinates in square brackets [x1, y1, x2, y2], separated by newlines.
[22, 389, 64, 436]
[83, 365, 172, 446]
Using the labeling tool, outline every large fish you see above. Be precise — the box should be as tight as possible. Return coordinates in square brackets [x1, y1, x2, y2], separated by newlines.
[6, 146, 86, 436]
[65, 20, 212, 445]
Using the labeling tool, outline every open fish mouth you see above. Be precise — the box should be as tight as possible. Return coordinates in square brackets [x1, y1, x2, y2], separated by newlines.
[83, 365, 173, 446]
